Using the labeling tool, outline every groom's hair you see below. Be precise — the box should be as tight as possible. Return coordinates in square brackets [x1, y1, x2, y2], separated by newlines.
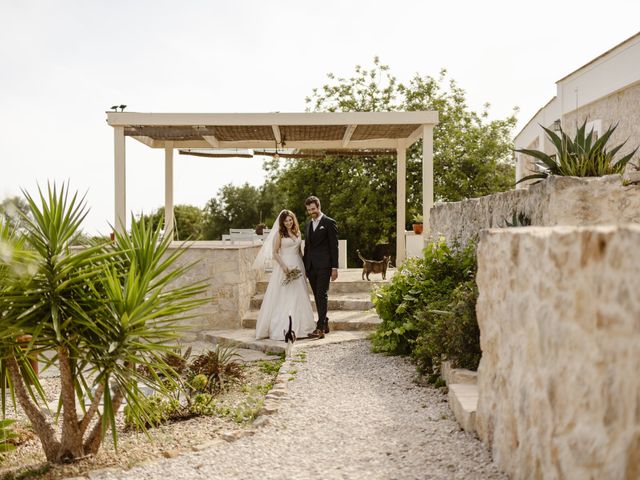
[305, 196, 320, 208]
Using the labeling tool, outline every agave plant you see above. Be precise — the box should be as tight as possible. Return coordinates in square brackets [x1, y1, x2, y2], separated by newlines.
[0, 183, 208, 463]
[516, 121, 638, 184]
[503, 211, 531, 228]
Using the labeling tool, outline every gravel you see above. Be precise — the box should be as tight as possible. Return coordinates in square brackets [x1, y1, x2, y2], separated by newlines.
[99, 340, 506, 480]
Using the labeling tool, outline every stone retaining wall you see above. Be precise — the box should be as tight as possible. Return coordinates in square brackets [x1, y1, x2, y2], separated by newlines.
[475, 225, 640, 479]
[429, 175, 640, 245]
[167, 242, 264, 333]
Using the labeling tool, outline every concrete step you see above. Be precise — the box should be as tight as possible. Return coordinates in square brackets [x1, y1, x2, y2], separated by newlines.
[241, 309, 381, 331]
[448, 383, 478, 434]
[199, 328, 370, 355]
[250, 292, 374, 311]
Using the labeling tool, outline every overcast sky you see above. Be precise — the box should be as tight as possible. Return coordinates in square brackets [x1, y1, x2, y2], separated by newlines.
[1, 0, 639, 234]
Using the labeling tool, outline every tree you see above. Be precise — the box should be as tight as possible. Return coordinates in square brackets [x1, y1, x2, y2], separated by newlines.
[202, 182, 281, 240]
[138, 204, 205, 241]
[267, 58, 517, 266]
[0, 196, 30, 231]
[0, 183, 207, 463]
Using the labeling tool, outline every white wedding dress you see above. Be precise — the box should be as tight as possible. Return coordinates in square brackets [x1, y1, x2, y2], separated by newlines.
[255, 235, 317, 340]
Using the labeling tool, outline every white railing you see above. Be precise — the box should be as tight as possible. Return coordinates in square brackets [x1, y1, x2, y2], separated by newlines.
[221, 228, 271, 245]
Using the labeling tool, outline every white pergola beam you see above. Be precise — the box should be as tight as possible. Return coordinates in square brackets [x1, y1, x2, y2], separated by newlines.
[342, 124, 357, 147]
[406, 124, 426, 147]
[396, 140, 407, 265]
[272, 125, 282, 146]
[203, 135, 220, 148]
[114, 126, 126, 233]
[131, 135, 158, 148]
[141, 139, 403, 150]
[164, 142, 174, 239]
[107, 111, 439, 127]
[422, 125, 434, 239]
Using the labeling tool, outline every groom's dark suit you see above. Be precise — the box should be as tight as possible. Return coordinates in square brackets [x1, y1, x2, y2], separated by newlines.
[303, 214, 339, 332]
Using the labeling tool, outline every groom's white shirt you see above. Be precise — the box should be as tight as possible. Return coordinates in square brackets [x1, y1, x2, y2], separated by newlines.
[312, 213, 324, 231]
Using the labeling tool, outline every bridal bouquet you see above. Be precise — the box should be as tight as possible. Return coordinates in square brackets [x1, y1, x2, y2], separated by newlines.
[282, 267, 302, 286]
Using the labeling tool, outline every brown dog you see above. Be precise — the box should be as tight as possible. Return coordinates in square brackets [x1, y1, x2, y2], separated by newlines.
[356, 250, 390, 280]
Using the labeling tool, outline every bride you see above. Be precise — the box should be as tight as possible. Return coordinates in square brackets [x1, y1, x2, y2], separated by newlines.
[253, 210, 316, 340]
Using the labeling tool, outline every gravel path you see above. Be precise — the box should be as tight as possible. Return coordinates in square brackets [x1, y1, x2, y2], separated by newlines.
[104, 340, 506, 480]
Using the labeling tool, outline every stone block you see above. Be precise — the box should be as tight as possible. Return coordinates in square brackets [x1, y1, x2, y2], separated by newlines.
[448, 383, 477, 433]
[476, 225, 640, 479]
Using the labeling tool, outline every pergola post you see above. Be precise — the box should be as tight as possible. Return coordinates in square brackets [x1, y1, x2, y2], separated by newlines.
[422, 125, 434, 239]
[164, 142, 174, 239]
[114, 126, 126, 233]
[396, 140, 406, 265]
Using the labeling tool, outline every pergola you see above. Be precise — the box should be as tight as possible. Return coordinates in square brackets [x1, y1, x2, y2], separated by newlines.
[106, 111, 439, 263]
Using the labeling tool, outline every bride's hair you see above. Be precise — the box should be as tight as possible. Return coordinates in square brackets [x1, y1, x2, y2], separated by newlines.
[278, 210, 300, 238]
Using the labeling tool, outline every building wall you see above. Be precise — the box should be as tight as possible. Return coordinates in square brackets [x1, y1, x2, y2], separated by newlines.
[562, 81, 640, 163]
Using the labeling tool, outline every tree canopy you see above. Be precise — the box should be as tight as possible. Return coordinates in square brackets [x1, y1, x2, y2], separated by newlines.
[202, 182, 282, 240]
[265, 58, 517, 266]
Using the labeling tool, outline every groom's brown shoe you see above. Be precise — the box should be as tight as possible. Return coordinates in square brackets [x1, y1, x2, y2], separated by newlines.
[308, 329, 325, 339]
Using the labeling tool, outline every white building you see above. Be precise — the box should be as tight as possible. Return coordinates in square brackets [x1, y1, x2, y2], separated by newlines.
[515, 31, 640, 186]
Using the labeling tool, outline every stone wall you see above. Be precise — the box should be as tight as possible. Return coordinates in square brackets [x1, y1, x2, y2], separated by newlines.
[475, 225, 640, 479]
[166, 242, 264, 333]
[429, 174, 640, 246]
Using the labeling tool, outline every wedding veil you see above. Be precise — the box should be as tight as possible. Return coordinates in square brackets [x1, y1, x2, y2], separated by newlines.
[252, 210, 286, 270]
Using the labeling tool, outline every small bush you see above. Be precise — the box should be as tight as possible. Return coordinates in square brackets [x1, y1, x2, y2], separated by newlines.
[124, 395, 182, 429]
[412, 279, 481, 374]
[0, 419, 17, 454]
[189, 345, 244, 392]
[371, 238, 476, 356]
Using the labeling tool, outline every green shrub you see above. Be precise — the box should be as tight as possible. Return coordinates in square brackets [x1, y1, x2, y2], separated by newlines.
[189, 393, 215, 415]
[0, 419, 17, 454]
[124, 395, 181, 430]
[371, 238, 476, 356]
[412, 279, 481, 374]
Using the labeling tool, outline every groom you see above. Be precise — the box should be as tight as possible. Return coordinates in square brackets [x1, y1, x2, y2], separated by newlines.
[303, 196, 339, 339]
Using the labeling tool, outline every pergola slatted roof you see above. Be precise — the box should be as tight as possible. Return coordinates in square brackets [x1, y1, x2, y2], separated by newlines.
[106, 111, 438, 263]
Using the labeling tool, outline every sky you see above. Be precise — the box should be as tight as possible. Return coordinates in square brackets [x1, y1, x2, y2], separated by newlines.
[1, 0, 639, 234]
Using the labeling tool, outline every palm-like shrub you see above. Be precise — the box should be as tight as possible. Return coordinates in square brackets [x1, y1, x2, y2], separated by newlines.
[0, 183, 207, 463]
[516, 121, 638, 184]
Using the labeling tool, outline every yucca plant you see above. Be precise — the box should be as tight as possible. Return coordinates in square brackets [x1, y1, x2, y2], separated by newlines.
[516, 121, 638, 184]
[0, 182, 208, 463]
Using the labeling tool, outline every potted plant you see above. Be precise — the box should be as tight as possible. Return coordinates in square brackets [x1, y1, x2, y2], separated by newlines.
[412, 214, 423, 235]
[255, 223, 267, 235]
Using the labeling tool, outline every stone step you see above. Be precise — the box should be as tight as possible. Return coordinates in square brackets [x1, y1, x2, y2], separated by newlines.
[250, 292, 374, 311]
[241, 309, 381, 331]
[448, 383, 478, 434]
[255, 278, 388, 295]
[441, 361, 478, 385]
[199, 328, 370, 355]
